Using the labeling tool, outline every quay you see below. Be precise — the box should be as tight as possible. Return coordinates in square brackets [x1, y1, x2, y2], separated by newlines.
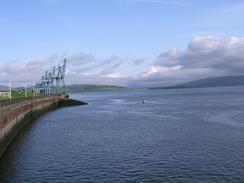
[0, 95, 87, 158]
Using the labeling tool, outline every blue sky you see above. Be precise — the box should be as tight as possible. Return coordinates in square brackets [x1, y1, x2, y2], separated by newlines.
[0, 0, 244, 86]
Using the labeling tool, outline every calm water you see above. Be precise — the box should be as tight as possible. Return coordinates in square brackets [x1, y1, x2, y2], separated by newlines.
[1, 87, 244, 182]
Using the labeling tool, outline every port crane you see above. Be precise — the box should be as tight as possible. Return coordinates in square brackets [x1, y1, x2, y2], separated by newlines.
[36, 58, 67, 95]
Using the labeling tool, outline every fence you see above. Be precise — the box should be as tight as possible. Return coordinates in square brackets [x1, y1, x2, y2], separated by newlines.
[0, 94, 62, 108]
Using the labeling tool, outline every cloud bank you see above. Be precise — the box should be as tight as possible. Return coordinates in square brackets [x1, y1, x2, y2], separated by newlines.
[1, 36, 244, 87]
[134, 36, 244, 87]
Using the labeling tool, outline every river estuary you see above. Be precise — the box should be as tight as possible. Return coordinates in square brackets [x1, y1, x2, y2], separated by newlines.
[1, 87, 244, 182]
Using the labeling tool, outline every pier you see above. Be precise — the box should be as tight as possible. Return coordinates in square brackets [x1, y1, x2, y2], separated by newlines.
[0, 95, 87, 158]
[0, 59, 88, 158]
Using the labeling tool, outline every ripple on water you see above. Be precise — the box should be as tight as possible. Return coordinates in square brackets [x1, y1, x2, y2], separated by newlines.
[1, 88, 244, 182]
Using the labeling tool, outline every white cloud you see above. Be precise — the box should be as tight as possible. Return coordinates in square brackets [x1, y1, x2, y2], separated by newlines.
[100, 70, 123, 79]
[132, 36, 244, 87]
[0, 52, 125, 86]
[2, 36, 244, 87]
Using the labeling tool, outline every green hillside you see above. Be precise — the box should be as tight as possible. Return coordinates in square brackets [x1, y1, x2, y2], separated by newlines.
[66, 84, 126, 92]
[149, 75, 244, 90]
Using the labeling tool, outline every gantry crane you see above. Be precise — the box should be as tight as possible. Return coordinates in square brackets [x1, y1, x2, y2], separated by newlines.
[36, 58, 67, 95]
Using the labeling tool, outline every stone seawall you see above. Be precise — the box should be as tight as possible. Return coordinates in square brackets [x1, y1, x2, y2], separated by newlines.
[0, 96, 87, 158]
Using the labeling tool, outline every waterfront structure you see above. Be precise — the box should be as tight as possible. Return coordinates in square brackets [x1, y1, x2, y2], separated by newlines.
[36, 59, 67, 95]
[0, 95, 86, 158]
[0, 91, 10, 98]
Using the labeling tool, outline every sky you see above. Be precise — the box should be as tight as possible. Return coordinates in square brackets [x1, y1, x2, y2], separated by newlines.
[0, 0, 244, 87]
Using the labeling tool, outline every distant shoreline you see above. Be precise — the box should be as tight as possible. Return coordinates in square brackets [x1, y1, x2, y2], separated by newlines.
[149, 75, 244, 90]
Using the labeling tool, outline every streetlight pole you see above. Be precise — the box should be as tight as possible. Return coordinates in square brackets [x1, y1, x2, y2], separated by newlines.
[32, 84, 35, 97]
[25, 82, 27, 98]
[9, 80, 12, 101]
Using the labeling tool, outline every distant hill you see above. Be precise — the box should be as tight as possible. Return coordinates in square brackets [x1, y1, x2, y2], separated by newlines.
[66, 84, 126, 92]
[149, 75, 244, 89]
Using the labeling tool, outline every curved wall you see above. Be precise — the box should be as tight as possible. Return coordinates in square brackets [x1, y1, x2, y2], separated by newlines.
[0, 97, 86, 158]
